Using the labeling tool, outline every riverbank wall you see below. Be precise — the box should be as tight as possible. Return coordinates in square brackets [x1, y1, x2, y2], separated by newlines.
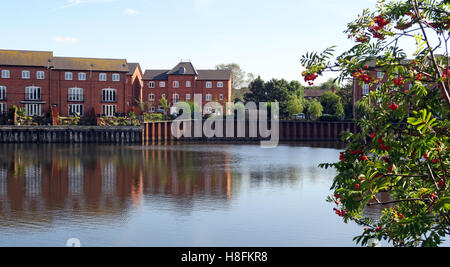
[0, 126, 143, 144]
[0, 121, 358, 144]
[143, 120, 358, 143]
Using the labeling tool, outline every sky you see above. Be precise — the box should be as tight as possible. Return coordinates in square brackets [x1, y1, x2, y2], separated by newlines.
[0, 0, 381, 85]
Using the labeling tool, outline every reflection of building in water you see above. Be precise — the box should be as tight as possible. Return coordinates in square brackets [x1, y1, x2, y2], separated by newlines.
[68, 163, 83, 195]
[0, 144, 237, 228]
[0, 168, 6, 198]
[25, 165, 42, 198]
[102, 161, 116, 195]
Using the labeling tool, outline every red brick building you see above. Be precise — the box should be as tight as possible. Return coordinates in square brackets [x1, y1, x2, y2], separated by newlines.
[142, 62, 232, 114]
[0, 49, 142, 117]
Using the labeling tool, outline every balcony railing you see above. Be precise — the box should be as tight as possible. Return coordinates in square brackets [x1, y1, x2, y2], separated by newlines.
[68, 94, 84, 102]
[24, 93, 42, 101]
[101, 97, 117, 103]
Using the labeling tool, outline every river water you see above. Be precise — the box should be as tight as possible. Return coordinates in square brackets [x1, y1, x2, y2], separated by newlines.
[0, 143, 398, 247]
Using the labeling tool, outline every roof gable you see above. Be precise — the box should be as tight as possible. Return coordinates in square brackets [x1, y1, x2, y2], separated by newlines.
[167, 62, 198, 75]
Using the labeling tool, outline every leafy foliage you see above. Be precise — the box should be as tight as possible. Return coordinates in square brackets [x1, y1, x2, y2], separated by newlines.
[302, 0, 450, 247]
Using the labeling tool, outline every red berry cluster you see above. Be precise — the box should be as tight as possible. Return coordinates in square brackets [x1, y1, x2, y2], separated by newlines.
[392, 77, 405, 87]
[353, 69, 374, 83]
[388, 102, 399, 111]
[395, 21, 413, 30]
[360, 155, 369, 162]
[339, 152, 347, 162]
[378, 137, 391, 150]
[369, 15, 390, 40]
[438, 179, 446, 188]
[415, 73, 424, 81]
[350, 149, 364, 155]
[356, 35, 370, 43]
[304, 73, 319, 86]
[333, 208, 348, 217]
[442, 70, 450, 80]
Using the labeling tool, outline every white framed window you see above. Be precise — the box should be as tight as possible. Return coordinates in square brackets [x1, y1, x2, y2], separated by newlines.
[173, 93, 180, 104]
[150, 107, 155, 113]
[25, 104, 42, 116]
[69, 104, 84, 116]
[78, 72, 87, 81]
[102, 88, 117, 102]
[186, 81, 191, 87]
[173, 81, 179, 88]
[376, 84, 382, 91]
[0, 86, 6, 100]
[377, 71, 384, 79]
[102, 105, 116, 117]
[112, 73, 120, 82]
[206, 82, 213, 88]
[206, 94, 212, 101]
[1, 70, 10, 79]
[36, 71, 45, 80]
[149, 93, 155, 101]
[219, 94, 224, 100]
[217, 82, 224, 88]
[68, 87, 84, 102]
[159, 81, 166, 87]
[0, 103, 6, 114]
[362, 83, 370, 96]
[25, 86, 41, 100]
[99, 73, 107, 81]
[65, 72, 73, 81]
[186, 94, 191, 101]
[22, 70, 30, 79]
[148, 81, 155, 88]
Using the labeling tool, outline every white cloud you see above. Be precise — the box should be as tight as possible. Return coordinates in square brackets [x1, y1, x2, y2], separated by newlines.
[52, 36, 80, 44]
[57, 0, 119, 9]
[124, 8, 139, 15]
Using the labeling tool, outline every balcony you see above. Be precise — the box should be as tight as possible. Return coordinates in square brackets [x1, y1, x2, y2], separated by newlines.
[101, 97, 117, 103]
[24, 93, 42, 101]
[68, 94, 84, 102]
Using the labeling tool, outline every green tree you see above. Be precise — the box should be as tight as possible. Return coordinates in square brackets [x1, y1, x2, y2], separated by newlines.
[286, 95, 304, 117]
[301, 0, 450, 247]
[307, 99, 323, 120]
[336, 82, 354, 119]
[216, 63, 255, 90]
[320, 92, 345, 118]
[159, 96, 170, 120]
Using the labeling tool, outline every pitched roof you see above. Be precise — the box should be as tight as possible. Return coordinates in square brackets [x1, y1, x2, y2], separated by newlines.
[127, 63, 141, 75]
[143, 70, 169, 80]
[197, 70, 232, 81]
[53, 57, 129, 72]
[0, 49, 53, 67]
[167, 62, 198, 75]
[143, 62, 232, 81]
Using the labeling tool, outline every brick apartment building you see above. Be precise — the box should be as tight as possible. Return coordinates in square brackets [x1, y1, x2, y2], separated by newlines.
[352, 60, 414, 117]
[0, 49, 142, 117]
[142, 62, 232, 114]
